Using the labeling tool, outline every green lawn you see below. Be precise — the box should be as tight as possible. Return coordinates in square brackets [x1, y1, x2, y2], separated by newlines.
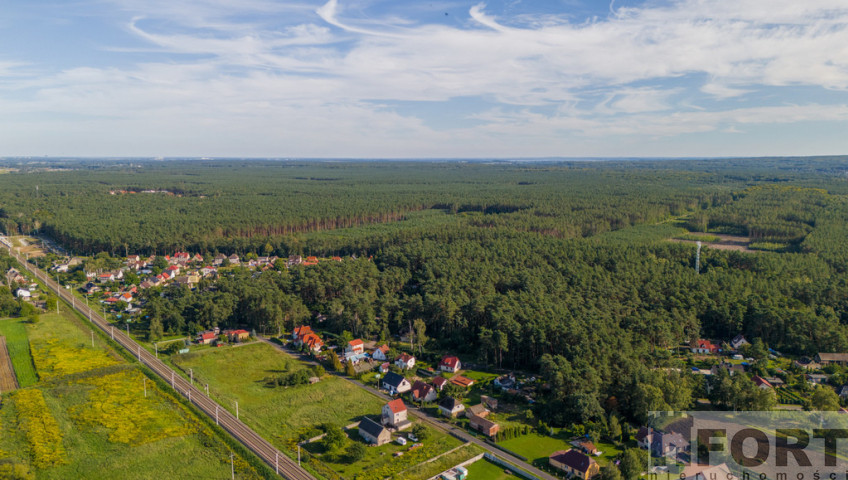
[465, 458, 515, 480]
[172, 342, 464, 479]
[499, 432, 622, 468]
[0, 317, 38, 387]
[0, 309, 264, 479]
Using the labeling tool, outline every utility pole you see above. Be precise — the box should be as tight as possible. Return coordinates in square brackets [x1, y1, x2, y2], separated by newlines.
[111, 326, 114, 340]
[154, 343, 158, 358]
[137, 345, 141, 361]
[298, 444, 301, 466]
[230, 452, 235, 480]
[190, 368, 193, 385]
[171, 371, 174, 388]
[275, 452, 279, 475]
[216, 405, 219, 425]
[91, 330, 94, 348]
[236, 401, 239, 419]
[205, 383, 209, 396]
[143, 377, 147, 398]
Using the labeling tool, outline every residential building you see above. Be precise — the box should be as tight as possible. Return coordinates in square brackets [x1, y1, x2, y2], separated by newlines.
[346, 339, 364, 355]
[372, 344, 390, 361]
[439, 355, 461, 373]
[468, 414, 499, 437]
[382, 372, 411, 395]
[382, 399, 412, 430]
[816, 353, 848, 366]
[395, 353, 416, 370]
[432, 376, 448, 391]
[438, 397, 465, 418]
[411, 381, 437, 403]
[359, 417, 391, 446]
[691, 339, 719, 354]
[549, 449, 599, 479]
[730, 334, 749, 350]
[197, 331, 216, 345]
[465, 404, 489, 418]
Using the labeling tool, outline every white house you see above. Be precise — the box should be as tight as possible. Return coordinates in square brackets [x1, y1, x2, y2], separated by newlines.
[372, 344, 390, 361]
[395, 353, 415, 370]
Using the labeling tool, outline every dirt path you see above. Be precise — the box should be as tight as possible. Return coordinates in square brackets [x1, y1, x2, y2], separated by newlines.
[0, 336, 19, 392]
[670, 234, 757, 253]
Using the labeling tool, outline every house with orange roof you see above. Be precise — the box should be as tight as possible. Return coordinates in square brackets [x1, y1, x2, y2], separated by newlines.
[450, 375, 475, 389]
[439, 355, 462, 373]
[381, 399, 411, 430]
[372, 344, 390, 361]
[411, 380, 437, 403]
[346, 339, 365, 356]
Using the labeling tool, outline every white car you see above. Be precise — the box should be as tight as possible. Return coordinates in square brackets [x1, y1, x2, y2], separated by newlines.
[408, 433, 418, 442]
[396, 437, 407, 446]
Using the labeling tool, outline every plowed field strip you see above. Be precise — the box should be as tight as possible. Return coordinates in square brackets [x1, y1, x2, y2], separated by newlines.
[0, 336, 19, 391]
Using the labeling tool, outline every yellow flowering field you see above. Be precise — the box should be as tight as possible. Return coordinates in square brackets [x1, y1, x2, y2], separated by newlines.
[30, 338, 118, 380]
[71, 370, 195, 445]
[14, 389, 67, 468]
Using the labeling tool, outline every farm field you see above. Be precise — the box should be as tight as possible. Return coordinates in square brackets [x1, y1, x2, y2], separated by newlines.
[0, 336, 18, 391]
[0, 310, 264, 479]
[0, 317, 38, 387]
[172, 342, 464, 479]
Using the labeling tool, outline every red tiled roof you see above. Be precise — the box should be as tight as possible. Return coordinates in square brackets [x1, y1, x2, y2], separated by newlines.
[450, 376, 474, 388]
[411, 380, 434, 398]
[386, 398, 406, 414]
[200, 332, 216, 340]
[397, 353, 414, 363]
[440, 356, 460, 369]
[349, 339, 364, 347]
[376, 344, 389, 354]
[433, 376, 448, 388]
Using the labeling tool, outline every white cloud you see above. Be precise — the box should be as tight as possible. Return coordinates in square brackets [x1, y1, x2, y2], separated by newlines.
[1, 0, 848, 156]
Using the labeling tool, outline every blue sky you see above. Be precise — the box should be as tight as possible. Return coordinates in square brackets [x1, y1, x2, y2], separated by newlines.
[1, 0, 847, 158]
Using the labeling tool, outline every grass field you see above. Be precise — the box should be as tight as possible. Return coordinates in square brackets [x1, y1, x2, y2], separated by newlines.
[172, 342, 464, 479]
[499, 432, 621, 468]
[464, 458, 515, 480]
[0, 317, 38, 387]
[0, 310, 265, 479]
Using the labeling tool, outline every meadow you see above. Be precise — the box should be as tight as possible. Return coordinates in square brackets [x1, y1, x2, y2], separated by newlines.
[0, 309, 264, 479]
[172, 342, 464, 479]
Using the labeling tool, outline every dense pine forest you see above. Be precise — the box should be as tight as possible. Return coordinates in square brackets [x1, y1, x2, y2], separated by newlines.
[3, 157, 848, 425]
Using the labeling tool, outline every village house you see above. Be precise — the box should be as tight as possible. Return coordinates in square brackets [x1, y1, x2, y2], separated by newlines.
[6, 268, 27, 285]
[549, 449, 600, 479]
[636, 427, 689, 459]
[438, 397, 465, 418]
[15, 288, 31, 299]
[815, 353, 848, 366]
[346, 339, 365, 356]
[228, 254, 240, 265]
[213, 254, 227, 266]
[98, 272, 115, 283]
[752, 376, 773, 390]
[225, 329, 250, 342]
[806, 373, 829, 385]
[382, 372, 411, 395]
[395, 353, 416, 370]
[379, 362, 390, 374]
[691, 339, 719, 354]
[382, 399, 412, 430]
[411, 381, 437, 403]
[468, 414, 499, 438]
[196, 331, 217, 345]
[359, 417, 391, 446]
[465, 404, 489, 419]
[439, 355, 462, 373]
[730, 334, 749, 350]
[480, 395, 498, 411]
[292, 325, 324, 353]
[372, 344, 390, 361]
[287, 255, 303, 267]
[432, 376, 448, 392]
[571, 439, 600, 455]
[839, 385, 848, 400]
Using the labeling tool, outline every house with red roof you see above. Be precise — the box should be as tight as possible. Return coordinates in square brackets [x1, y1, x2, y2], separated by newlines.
[439, 355, 462, 373]
[197, 331, 217, 345]
[226, 329, 250, 342]
[411, 380, 437, 403]
[691, 339, 720, 354]
[433, 376, 448, 391]
[395, 353, 416, 370]
[752, 375, 774, 390]
[381, 399, 411, 430]
[346, 339, 365, 356]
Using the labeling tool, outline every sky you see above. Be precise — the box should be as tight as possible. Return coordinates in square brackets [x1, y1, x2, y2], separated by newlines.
[1, 0, 848, 158]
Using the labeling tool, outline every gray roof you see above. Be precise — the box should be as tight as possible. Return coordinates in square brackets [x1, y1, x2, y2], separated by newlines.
[440, 397, 462, 410]
[383, 371, 406, 388]
[359, 417, 387, 438]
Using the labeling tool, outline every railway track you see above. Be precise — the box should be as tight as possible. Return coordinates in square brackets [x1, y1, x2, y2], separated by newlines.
[12, 249, 316, 480]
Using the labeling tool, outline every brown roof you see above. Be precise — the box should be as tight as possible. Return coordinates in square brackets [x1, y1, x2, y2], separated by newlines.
[450, 375, 474, 388]
[550, 449, 597, 473]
